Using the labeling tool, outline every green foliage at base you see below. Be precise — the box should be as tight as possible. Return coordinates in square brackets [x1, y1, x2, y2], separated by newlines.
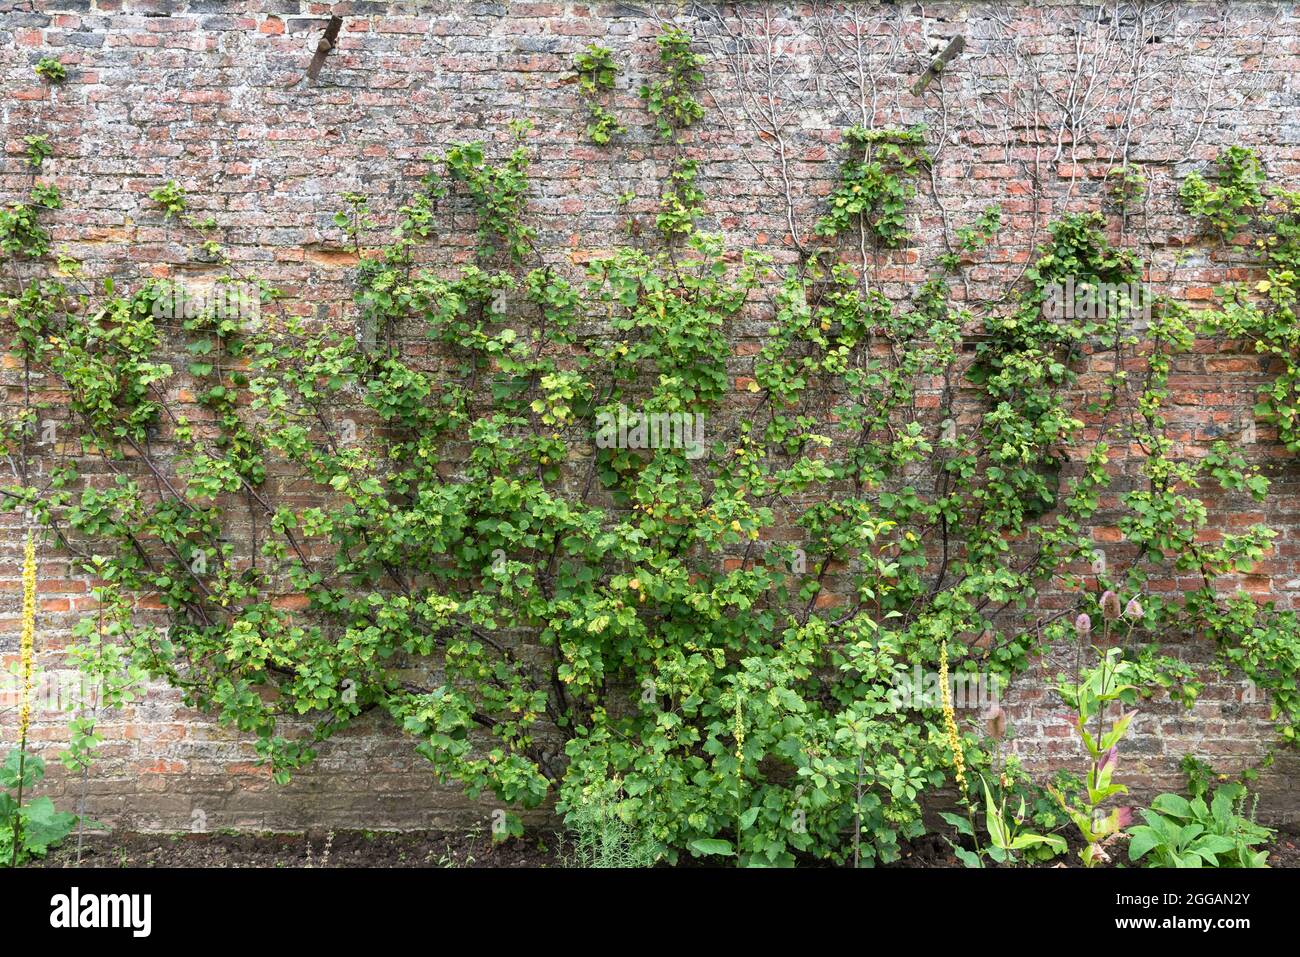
[1128, 784, 1272, 868]
[0, 752, 77, 867]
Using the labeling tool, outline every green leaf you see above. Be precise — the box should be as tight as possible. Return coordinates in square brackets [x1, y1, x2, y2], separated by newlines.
[939, 811, 974, 837]
[1009, 832, 1067, 853]
[688, 838, 734, 857]
[1127, 826, 1160, 861]
[1150, 794, 1191, 819]
[952, 846, 982, 868]
[1192, 835, 1236, 857]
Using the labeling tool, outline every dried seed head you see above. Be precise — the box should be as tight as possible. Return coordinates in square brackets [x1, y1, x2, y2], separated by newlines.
[1101, 590, 1122, 621]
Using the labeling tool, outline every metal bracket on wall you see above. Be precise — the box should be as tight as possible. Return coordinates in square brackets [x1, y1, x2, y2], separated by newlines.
[306, 16, 344, 82]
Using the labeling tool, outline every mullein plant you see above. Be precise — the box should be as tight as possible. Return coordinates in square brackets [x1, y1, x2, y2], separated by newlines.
[733, 692, 744, 869]
[1052, 593, 1144, 866]
[2, 531, 76, 866]
[938, 642, 967, 795]
[939, 640, 979, 862]
[9, 531, 37, 866]
[936, 642, 984, 845]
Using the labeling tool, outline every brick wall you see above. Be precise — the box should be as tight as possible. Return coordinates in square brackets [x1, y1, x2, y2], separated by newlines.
[2, 0, 1299, 834]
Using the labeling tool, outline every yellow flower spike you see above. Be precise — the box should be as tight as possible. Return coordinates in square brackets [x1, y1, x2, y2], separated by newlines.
[733, 694, 745, 765]
[17, 530, 37, 746]
[939, 641, 967, 796]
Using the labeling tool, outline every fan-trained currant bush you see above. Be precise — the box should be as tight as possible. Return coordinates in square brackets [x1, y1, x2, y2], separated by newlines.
[3, 27, 1297, 867]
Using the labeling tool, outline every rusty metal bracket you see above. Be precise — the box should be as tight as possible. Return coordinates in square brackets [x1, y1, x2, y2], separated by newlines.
[306, 16, 344, 82]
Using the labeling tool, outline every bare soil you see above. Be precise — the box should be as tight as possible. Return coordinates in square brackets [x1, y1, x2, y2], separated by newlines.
[34, 828, 562, 868]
